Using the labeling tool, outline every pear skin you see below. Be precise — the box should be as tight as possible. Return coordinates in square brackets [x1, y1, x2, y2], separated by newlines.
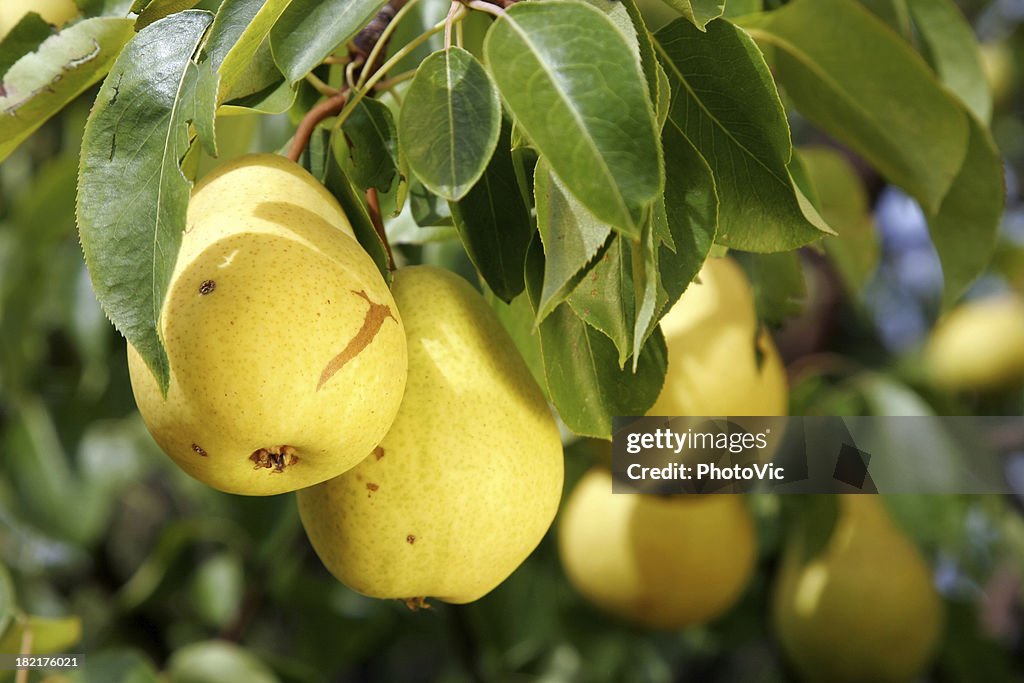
[0, 0, 78, 36]
[128, 155, 406, 495]
[558, 467, 757, 629]
[925, 295, 1024, 392]
[297, 266, 563, 604]
[773, 495, 944, 683]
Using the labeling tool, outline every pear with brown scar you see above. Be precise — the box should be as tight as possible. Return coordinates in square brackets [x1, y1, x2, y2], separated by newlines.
[297, 266, 564, 604]
[128, 154, 407, 495]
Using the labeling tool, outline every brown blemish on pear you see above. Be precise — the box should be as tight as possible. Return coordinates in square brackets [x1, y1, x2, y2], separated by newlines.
[366, 482, 379, 495]
[317, 290, 396, 391]
[406, 534, 416, 544]
[199, 280, 216, 295]
[191, 443, 208, 456]
[373, 446, 385, 460]
[249, 445, 299, 472]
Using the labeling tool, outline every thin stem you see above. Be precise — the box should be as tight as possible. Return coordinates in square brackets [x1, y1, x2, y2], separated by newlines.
[334, 21, 446, 132]
[323, 55, 351, 65]
[345, 58, 362, 90]
[466, 0, 505, 18]
[357, 0, 422, 90]
[444, 0, 461, 50]
[365, 188, 396, 271]
[456, 17, 464, 48]
[373, 69, 416, 93]
[305, 72, 340, 97]
[287, 89, 349, 163]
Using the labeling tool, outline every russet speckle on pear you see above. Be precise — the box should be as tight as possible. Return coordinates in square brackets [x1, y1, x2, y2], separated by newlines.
[128, 154, 407, 496]
[297, 266, 564, 605]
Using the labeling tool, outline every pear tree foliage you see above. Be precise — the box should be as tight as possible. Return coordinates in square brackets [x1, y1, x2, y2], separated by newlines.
[0, 0, 998, 438]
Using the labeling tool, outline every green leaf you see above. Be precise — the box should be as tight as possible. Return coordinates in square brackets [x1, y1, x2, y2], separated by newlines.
[0, 18, 135, 163]
[798, 146, 879, 295]
[135, 0, 201, 30]
[270, 0, 387, 84]
[857, 0, 912, 38]
[906, 0, 991, 125]
[566, 235, 635, 365]
[655, 18, 832, 252]
[742, 0, 970, 214]
[733, 250, 806, 326]
[526, 239, 667, 438]
[450, 122, 533, 302]
[487, 288, 548, 396]
[339, 97, 403, 193]
[659, 0, 724, 30]
[483, 0, 662, 236]
[323, 155, 392, 283]
[0, 12, 52, 77]
[927, 116, 1004, 307]
[658, 121, 717, 304]
[77, 10, 214, 393]
[189, 553, 244, 628]
[400, 47, 500, 201]
[168, 641, 279, 683]
[0, 614, 82, 655]
[206, 0, 291, 104]
[184, 60, 218, 157]
[70, 651, 161, 683]
[0, 563, 14, 638]
[534, 159, 612, 323]
[724, 0, 762, 18]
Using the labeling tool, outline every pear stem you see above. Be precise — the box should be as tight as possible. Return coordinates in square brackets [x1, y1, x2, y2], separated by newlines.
[365, 188, 396, 271]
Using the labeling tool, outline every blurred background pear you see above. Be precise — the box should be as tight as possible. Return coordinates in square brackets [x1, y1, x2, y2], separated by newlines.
[772, 495, 944, 683]
[650, 257, 788, 417]
[924, 294, 1024, 392]
[558, 467, 757, 629]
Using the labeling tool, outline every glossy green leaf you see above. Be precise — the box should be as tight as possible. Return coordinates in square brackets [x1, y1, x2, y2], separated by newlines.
[927, 116, 1004, 307]
[798, 146, 878, 295]
[0, 18, 134, 163]
[135, 0, 201, 30]
[534, 159, 613, 323]
[484, 0, 662, 236]
[400, 48, 500, 201]
[526, 240, 668, 438]
[742, 0, 970, 214]
[566, 236, 635, 365]
[270, 0, 387, 84]
[450, 122, 533, 302]
[907, 0, 991, 124]
[206, 0, 291, 104]
[724, 0, 762, 18]
[660, 0, 723, 30]
[655, 18, 832, 252]
[339, 97, 403, 193]
[168, 641, 279, 683]
[856, 0, 912, 38]
[0, 614, 82, 654]
[77, 10, 214, 393]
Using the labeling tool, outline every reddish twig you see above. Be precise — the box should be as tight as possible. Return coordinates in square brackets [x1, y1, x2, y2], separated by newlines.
[365, 187, 395, 271]
[286, 89, 349, 163]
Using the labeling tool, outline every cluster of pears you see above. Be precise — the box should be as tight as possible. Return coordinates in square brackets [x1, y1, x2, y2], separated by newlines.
[559, 257, 782, 629]
[128, 154, 563, 604]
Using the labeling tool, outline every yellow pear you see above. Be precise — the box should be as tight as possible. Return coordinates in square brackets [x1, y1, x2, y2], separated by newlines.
[650, 256, 788, 416]
[128, 154, 407, 495]
[0, 0, 78, 36]
[558, 467, 757, 629]
[297, 266, 563, 604]
[773, 495, 944, 683]
[925, 294, 1024, 392]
